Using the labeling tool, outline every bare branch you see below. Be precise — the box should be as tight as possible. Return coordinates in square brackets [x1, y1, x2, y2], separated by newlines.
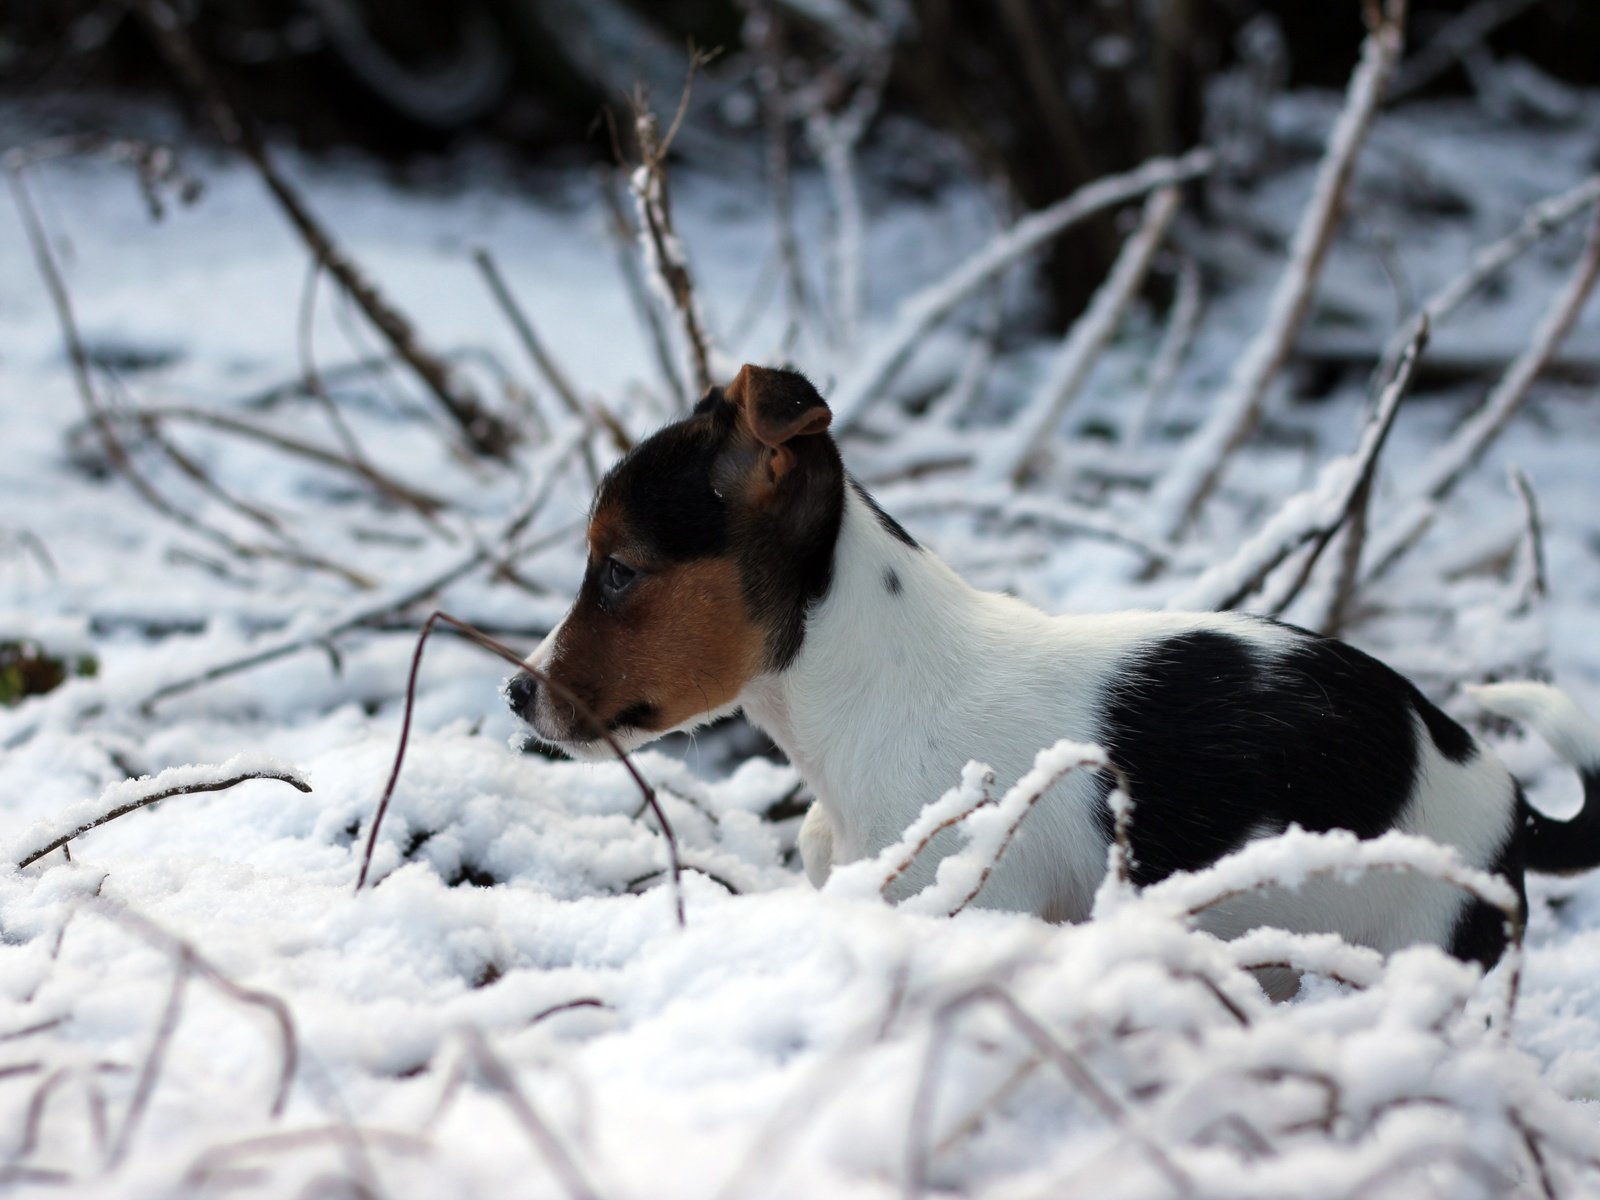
[997, 185, 1183, 483]
[1167, 317, 1427, 613]
[1147, 0, 1407, 538]
[831, 147, 1215, 432]
[1126, 254, 1203, 450]
[125, 0, 516, 459]
[628, 52, 720, 402]
[14, 761, 311, 870]
[1366, 205, 1600, 583]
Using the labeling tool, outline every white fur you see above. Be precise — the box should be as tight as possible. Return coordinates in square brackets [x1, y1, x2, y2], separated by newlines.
[738, 486, 1522, 958]
[1469, 681, 1600, 769]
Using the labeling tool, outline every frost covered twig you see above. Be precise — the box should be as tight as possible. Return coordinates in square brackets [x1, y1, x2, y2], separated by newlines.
[1147, 0, 1407, 539]
[12, 757, 311, 870]
[1167, 317, 1428, 613]
[1148, 827, 1518, 923]
[906, 983, 1193, 1200]
[127, 0, 516, 460]
[1374, 174, 1600, 386]
[136, 436, 582, 713]
[1509, 467, 1548, 615]
[354, 611, 686, 928]
[1127, 254, 1203, 450]
[473, 247, 631, 485]
[830, 147, 1215, 432]
[432, 1028, 604, 1200]
[1366, 204, 1600, 584]
[86, 903, 298, 1165]
[89, 405, 452, 519]
[628, 50, 720, 403]
[996, 186, 1183, 483]
[1386, 0, 1541, 106]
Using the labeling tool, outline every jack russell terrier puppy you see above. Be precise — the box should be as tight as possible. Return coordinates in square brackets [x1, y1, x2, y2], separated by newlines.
[507, 364, 1600, 986]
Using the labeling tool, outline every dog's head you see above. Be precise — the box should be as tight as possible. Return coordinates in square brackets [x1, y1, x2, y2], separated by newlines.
[508, 364, 844, 759]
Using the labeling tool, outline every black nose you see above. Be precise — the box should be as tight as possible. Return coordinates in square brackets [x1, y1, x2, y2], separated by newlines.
[506, 673, 538, 717]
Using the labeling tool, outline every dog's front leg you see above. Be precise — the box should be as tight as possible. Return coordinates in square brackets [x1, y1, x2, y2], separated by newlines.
[798, 801, 835, 887]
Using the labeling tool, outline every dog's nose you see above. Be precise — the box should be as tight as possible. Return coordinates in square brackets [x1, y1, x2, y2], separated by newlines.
[506, 672, 538, 718]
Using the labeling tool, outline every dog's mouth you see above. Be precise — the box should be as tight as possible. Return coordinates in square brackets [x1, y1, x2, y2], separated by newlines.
[517, 698, 659, 763]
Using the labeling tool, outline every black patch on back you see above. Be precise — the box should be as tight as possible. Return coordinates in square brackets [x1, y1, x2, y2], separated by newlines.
[849, 478, 918, 548]
[1450, 790, 1525, 969]
[597, 417, 730, 562]
[1410, 687, 1477, 764]
[1097, 626, 1425, 888]
[884, 568, 902, 596]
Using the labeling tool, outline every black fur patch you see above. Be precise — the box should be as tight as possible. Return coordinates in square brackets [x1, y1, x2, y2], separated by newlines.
[1449, 798, 1525, 969]
[1096, 626, 1425, 888]
[884, 568, 902, 596]
[1523, 767, 1600, 874]
[1410, 688, 1477, 764]
[597, 417, 730, 562]
[849, 478, 918, 548]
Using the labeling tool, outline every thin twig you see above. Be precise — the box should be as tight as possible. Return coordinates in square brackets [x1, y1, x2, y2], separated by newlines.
[998, 186, 1183, 483]
[453, 1028, 605, 1200]
[629, 49, 720, 402]
[136, 450, 578, 713]
[126, 0, 515, 459]
[1374, 174, 1600, 387]
[353, 611, 686, 927]
[1147, 0, 1407, 538]
[1126, 254, 1202, 450]
[1167, 316, 1427, 613]
[16, 768, 311, 869]
[831, 147, 1215, 432]
[1366, 204, 1600, 583]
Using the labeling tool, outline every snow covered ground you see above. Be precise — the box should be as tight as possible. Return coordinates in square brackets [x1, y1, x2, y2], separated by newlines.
[2, 80, 1599, 1197]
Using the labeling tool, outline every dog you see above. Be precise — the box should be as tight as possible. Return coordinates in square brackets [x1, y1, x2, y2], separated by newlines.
[507, 363, 1600, 988]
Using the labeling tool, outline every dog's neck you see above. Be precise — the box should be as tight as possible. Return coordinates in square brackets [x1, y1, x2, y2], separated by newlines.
[740, 483, 1047, 858]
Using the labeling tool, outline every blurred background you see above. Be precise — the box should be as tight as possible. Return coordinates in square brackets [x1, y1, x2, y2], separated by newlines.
[6, 0, 1599, 324]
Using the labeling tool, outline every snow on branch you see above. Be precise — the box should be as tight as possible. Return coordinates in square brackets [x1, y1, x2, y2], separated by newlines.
[10, 755, 311, 870]
[1146, 0, 1408, 541]
[1365, 204, 1600, 584]
[1140, 825, 1521, 926]
[1167, 317, 1428, 613]
[993, 185, 1183, 484]
[1224, 926, 1386, 990]
[628, 50, 721, 405]
[1374, 174, 1600, 386]
[829, 147, 1214, 432]
[827, 741, 1112, 918]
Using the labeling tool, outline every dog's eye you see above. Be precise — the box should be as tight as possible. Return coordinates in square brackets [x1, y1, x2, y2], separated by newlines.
[599, 556, 639, 599]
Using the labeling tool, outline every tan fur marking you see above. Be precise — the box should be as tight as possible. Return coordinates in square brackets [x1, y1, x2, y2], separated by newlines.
[544, 556, 763, 736]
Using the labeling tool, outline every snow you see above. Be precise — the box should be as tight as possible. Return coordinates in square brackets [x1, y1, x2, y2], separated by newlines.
[4, 76, 1600, 1198]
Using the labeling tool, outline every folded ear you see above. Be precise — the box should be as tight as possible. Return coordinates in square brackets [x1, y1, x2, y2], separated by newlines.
[725, 364, 832, 449]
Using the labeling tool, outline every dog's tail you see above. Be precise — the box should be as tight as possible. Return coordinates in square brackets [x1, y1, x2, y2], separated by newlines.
[1469, 682, 1600, 875]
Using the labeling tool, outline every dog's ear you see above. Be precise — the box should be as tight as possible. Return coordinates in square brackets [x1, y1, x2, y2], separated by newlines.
[726, 364, 831, 447]
[725, 364, 832, 496]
